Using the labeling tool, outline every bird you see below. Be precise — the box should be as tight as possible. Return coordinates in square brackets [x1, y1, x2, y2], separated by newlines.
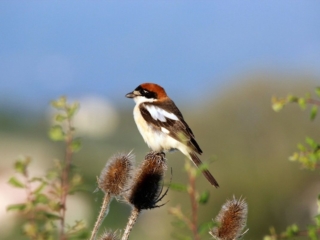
[125, 83, 219, 187]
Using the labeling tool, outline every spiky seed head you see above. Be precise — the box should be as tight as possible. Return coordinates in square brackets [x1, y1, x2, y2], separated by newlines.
[127, 151, 167, 210]
[98, 230, 120, 240]
[210, 196, 248, 240]
[98, 152, 134, 196]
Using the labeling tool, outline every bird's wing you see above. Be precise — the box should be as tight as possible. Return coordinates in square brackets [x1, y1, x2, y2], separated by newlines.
[140, 102, 202, 154]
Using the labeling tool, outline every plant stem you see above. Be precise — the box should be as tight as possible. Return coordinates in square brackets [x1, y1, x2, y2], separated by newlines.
[307, 98, 320, 106]
[121, 208, 140, 240]
[188, 170, 200, 240]
[89, 194, 111, 240]
[59, 115, 74, 240]
[24, 164, 38, 240]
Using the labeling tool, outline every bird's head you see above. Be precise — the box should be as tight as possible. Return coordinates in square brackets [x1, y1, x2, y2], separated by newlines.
[126, 83, 168, 104]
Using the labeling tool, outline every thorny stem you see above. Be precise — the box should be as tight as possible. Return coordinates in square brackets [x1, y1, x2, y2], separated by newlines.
[187, 169, 200, 240]
[89, 194, 112, 240]
[24, 166, 34, 215]
[307, 98, 320, 106]
[24, 165, 37, 240]
[59, 112, 74, 240]
[122, 208, 140, 240]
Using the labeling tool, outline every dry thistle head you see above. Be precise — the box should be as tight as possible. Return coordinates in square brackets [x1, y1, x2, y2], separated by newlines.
[98, 152, 134, 196]
[210, 196, 248, 240]
[98, 230, 120, 240]
[127, 151, 168, 210]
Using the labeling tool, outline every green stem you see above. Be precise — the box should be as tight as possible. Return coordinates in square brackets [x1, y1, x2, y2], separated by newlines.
[188, 169, 200, 240]
[59, 113, 74, 240]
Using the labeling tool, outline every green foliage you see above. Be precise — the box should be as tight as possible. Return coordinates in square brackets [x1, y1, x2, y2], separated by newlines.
[273, 88, 320, 170]
[310, 105, 318, 121]
[169, 182, 188, 192]
[169, 160, 222, 240]
[272, 88, 320, 121]
[198, 190, 210, 205]
[7, 96, 88, 240]
[284, 224, 299, 237]
[266, 87, 320, 239]
[49, 125, 65, 141]
[289, 137, 320, 170]
[315, 87, 320, 98]
[169, 161, 249, 240]
[8, 176, 25, 188]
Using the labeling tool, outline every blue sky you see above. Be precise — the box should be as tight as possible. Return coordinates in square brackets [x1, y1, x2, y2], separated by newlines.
[1, 1, 319, 109]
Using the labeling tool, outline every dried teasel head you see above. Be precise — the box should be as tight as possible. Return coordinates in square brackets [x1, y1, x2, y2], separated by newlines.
[98, 152, 134, 196]
[127, 151, 168, 210]
[210, 196, 248, 240]
[98, 230, 120, 240]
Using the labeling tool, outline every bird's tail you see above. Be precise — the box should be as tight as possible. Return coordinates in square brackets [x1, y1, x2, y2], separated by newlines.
[189, 152, 219, 188]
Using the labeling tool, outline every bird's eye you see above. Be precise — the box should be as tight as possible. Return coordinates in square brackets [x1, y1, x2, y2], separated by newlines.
[143, 90, 149, 94]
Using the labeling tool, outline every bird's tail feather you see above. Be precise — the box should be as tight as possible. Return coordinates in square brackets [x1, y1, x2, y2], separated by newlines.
[189, 152, 219, 188]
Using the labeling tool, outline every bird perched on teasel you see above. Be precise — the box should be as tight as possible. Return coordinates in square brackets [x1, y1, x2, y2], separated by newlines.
[125, 83, 219, 187]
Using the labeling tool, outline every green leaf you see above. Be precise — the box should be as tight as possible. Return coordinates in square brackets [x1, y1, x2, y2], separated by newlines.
[51, 96, 66, 109]
[289, 152, 299, 161]
[285, 224, 299, 237]
[70, 173, 82, 186]
[34, 181, 47, 194]
[310, 105, 318, 121]
[44, 212, 61, 220]
[49, 125, 65, 141]
[30, 177, 45, 182]
[271, 96, 287, 112]
[199, 221, 216, 235]
[46, 167, 58, 180]
[287, 95, 298, 102]
[67, 227, 90, 240]
[308, 225, 318, 240]
[66, 220, 87, 235]
[272, 102, 284, 112]
[306, 137, 318, 150]
[34, 193, 49, 204]
[169, 183, 187, 192]
[71, 138, 82, 152]
[22, 222, 38, 238]
[315, 87, 320, 98]
[263, 237, 273, 240]
[198, 190, 210, 205]
[48, 201, 62, 211]
[315, 213, 320, 226]
[67, 102, 79, 118]
[8, 176, 25, 188]
[14, 160, 25, 173]
[55, 114, 67, 122]
[7, 203, 27, 211]
[298, 98, 307, 109]
[14, 157, 31, 174]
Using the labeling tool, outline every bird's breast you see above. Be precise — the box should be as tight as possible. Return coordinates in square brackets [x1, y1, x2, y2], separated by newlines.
[133, 105, 185, 153]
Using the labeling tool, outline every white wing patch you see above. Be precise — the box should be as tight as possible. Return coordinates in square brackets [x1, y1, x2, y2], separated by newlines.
[145, 105, 179, 122]
[161, 127, 170, 134]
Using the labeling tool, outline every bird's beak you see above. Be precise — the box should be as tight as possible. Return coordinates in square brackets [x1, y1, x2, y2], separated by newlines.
[125, 90, 140, 98]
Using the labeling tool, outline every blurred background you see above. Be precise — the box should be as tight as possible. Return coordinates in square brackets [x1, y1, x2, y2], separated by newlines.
[1, 1, 320, 239]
